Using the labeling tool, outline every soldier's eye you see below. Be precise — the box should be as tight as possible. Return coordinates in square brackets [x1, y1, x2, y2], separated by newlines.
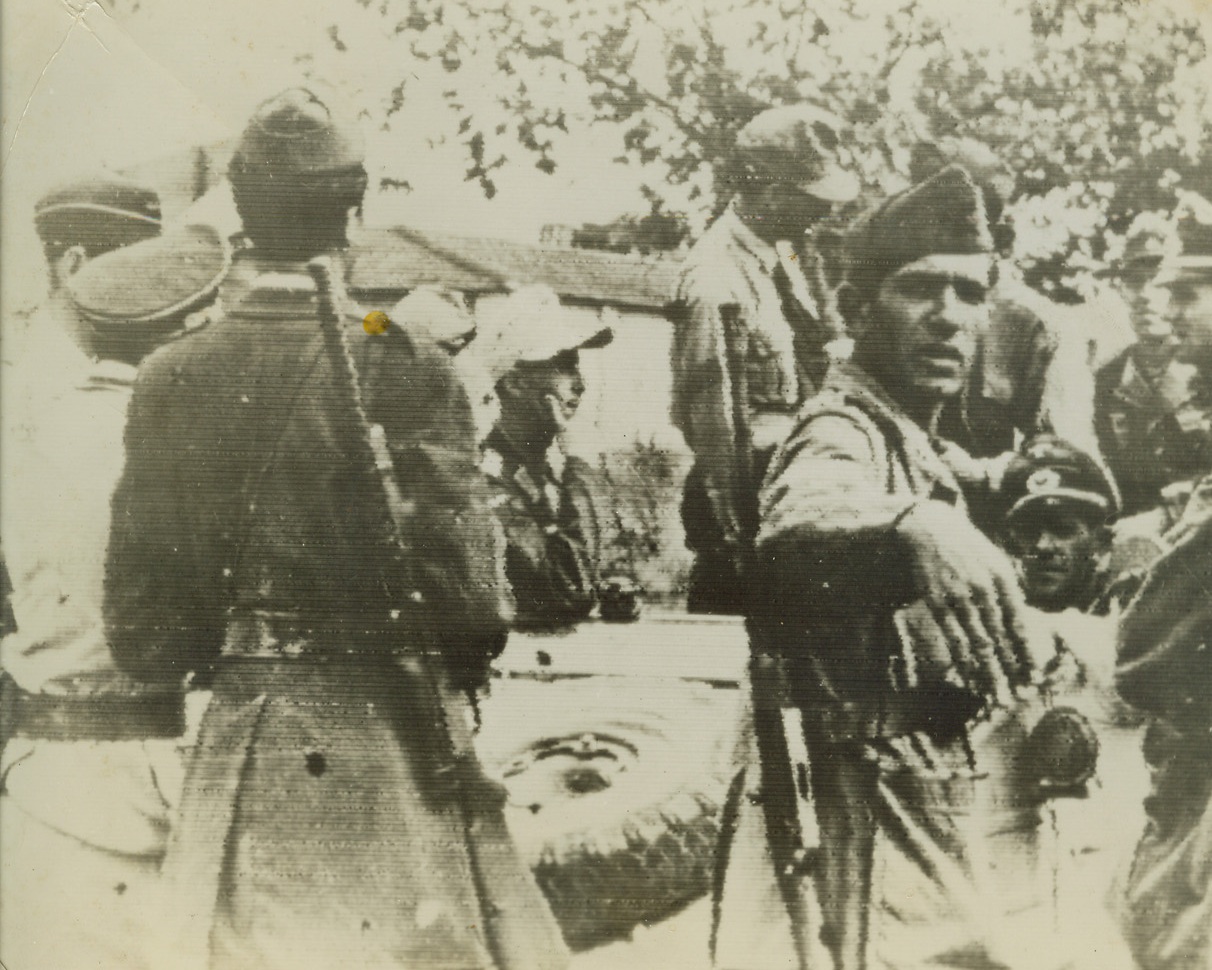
[953, 280, 987, 305]
[895, 276, 938, 301]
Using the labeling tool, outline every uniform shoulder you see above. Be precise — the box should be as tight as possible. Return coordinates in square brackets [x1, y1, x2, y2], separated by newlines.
[674, 216, 758, 307]
[135, 324, 208, 383]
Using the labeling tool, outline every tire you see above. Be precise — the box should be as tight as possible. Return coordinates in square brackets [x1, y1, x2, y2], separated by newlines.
[476, 676, 742, 950]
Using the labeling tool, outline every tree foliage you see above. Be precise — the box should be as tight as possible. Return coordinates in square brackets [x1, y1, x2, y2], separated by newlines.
[115, 0, 1212, 290]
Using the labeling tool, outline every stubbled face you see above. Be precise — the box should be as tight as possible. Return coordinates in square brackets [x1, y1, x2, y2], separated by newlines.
[1005, 505, 1104, 611]
[867, 264, 991, 409]
[1168, 275, 1212, 372]
[500, 350, 586, 441]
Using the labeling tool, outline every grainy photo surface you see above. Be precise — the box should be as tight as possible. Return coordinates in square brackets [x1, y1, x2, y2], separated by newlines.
[4, 2, 1212, 968]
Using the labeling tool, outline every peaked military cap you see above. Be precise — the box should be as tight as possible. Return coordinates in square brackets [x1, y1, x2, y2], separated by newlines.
[67, 224, 228, 362]
[733, 103, 860, 204]
[1001, 435, 1120, 521]
[34, 176, 162, 251]
[230, 87, 365, 185]
[844, 165, 994, 289]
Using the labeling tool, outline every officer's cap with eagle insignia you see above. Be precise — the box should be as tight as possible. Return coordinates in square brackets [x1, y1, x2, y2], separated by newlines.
[1000, 435, 1120, 522]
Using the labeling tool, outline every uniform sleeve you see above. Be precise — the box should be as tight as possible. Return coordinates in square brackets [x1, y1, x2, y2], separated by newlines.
[359, 327, 514, 677]
[753, 410, 918, 622]
[492, 493, 596, 630]
[1116, 517, 1212, 732]
[669, 294, 745, 552]
[105, 362, 224, 690]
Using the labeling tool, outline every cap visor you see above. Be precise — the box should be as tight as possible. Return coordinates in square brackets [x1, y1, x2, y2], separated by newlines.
[798, 165, 860, 204]
[1007, 490, 1110, 521]
[519, 324, 614, 362]
[888, 253, 994, 281]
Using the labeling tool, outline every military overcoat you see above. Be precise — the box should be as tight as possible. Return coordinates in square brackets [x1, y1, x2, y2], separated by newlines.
[105, 257, 568, 970]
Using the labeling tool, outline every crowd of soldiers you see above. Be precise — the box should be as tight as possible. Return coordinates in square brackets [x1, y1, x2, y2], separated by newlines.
[3, 84, 1212, 970]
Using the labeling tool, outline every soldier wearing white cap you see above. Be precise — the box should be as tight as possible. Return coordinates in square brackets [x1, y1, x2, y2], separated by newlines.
[476, 285, 614, 629]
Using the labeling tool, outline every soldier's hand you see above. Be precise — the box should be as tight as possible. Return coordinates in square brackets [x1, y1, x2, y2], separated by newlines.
[893, 600, 968, 690]
[896, 501, 1032, 703]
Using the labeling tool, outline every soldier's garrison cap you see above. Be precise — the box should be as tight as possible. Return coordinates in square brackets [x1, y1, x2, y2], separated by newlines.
[844, 165, 994, 291]
[67, 224, 228, 359]
[34, 176, 162, 252]
[1001, 435, 1120, 521]
[909, 136, 1015, 217]
[230, 87, 365, 185]
[733, 104, 859, 204]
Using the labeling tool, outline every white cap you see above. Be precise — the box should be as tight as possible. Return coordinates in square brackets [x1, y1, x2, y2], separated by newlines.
[470, 284, 613, 384]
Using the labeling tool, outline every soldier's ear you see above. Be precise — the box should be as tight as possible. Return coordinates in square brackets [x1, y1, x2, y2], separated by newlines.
[55, 245, 89, 285]
[496, 369, 522, 402]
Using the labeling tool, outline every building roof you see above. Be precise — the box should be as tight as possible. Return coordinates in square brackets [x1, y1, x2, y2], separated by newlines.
[348, 226, 681, 310]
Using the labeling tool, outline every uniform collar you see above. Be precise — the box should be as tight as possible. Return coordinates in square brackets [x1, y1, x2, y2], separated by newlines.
[1115, 356, 1199, 411]
[720, 203, 779, 275]
[826, 362, 965, 504]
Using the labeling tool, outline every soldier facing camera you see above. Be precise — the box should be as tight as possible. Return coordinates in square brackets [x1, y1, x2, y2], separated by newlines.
[999, 435, 1120, 614]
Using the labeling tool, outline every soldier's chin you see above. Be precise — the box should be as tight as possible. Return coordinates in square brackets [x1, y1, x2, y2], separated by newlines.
[1024, 571, 1073, 609]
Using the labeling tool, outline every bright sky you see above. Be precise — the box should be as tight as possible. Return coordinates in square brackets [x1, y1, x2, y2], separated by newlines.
[0, 0, 648, 313]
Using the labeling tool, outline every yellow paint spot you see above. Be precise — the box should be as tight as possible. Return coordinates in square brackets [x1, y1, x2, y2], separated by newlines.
[363, 310, 391, 335]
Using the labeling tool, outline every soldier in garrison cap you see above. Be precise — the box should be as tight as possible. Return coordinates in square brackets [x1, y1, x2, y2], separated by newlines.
[910, 137, 1104, 527]
[670, 102, 859, 615]
[104, 88, 567, 970]
[471, 285, 614, 630]
[715, 167, 1134, 970]
[0, 226, 221, 970]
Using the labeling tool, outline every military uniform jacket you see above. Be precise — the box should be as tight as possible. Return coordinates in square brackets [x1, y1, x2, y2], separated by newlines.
[671, 205, 841, 555]
[753, 361, 961, 730]
[482, 428, 600, 629]
[734, 364, 1083, 970]
[104, 259, 567, 970]
[1095, 347, 1212, 515]
[1116, 517, 1212, 970]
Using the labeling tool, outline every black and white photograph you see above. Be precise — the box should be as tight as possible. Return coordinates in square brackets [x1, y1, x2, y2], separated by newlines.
[3, 1, 1212, 967]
